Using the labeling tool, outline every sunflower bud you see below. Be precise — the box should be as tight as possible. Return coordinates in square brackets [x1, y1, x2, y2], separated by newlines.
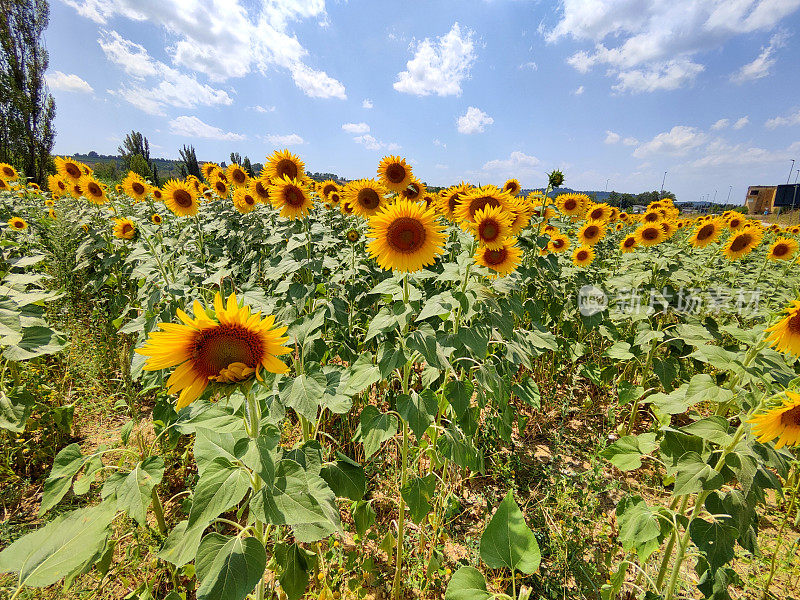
[548, 169, 565, 188]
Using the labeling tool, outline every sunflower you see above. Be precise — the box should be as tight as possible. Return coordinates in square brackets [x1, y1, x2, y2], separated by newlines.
[660, 220, 676, 239]
[7, 217, 27, 230]
[620, 235, 637, 253]
[250, 178, 271, 204]
[80, 177, 108, 205]
[113, 218, 136, 240]
[163, 179, 200, 217]
[377, 155, 413, 193]
[0, 163, 19, 181]
[54, 157, 85, 182]
[48, 208, 56, 219]
[48, 174, 67, 198]
[265, 149, 305, 182]
[136, 292, 291, 409]
[319, 180, 339, 201]
[436, 183, 471, 221]
[201, 162, 220, 181]
[586, 203, 612, 222]
[572, 246, 595, 267]
[401, 180, 426, 202]
[151, 214, 162, 225]
[503, 178, 521, 196]
[727, 215, 745, 231]
[577, 220, 606, 246]
[748, 392, 800, 449]
[722, 229, 762, 260]
[329, 191, 342, 206]
[619, 212, 630, 223]
[227, 163, 250, 187]
[764, 300, 800, 356]
[233, 188, 258, 214]
[346, 229, 360, 243]
[45, 199, 54, 207]
[270, 176, 314, 220]
[455, 186, 511, 225]
[340, 198, 354, 215]
[152, 187, 164, 201]
[507, 203, 532, 236]
[474, 238, 522, 278]
[344, 179, 387, 218]
[689, 220, 722, 248]
[69, 181, 83, 198]
[366, 199, 446, 273]
[469, 205, 512, 249]
[635, 224, 665, 247]
[768, 237, 799, 261]
[122, 172, 151, 202]
[642, 210, 663, 224]
[548, 233, 570, 253]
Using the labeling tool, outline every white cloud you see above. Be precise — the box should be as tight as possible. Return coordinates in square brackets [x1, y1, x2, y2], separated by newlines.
[633, 126, 707, 158]
[265, 133, 304, 145]
[168, 116, 246, 141]
[733, 116, 750, 129]
[623, 136, 639, 146]
[457, 106, 493, 134]
[250, 105, 276, 113]
[688, 139, 800, 169]
[46, 71, 93, 93]
[711, 118, 729, 130]
[765, 108, 800, 129]
[67, 0, 346, 99]
[731, 31, 789, 83]
[604, 130, 621, 144]
[342, 122, 370, 134]
[435, 163, 448, 170]
[362, 98, 373, 109]
[519, 61, 538, 70]
[394, 22, 476, 96]
[353, 134, 400, 152]
[99, 31, 232, 115]
[479, 151, 541, 179]
[548, 1, 800, 93]
[573, 85, 584, 95]
[433, 138, 446, 148]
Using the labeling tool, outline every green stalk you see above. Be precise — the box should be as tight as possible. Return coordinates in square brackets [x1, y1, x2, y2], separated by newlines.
[150, 487, 168, 535]
[760, 466, 799, 599]
[245, 390, 266, 600]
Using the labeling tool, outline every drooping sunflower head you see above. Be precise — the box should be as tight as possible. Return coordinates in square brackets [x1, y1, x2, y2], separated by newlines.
[722, 229, 762, 260]
[163, 179, 200, 217]
[572, 245, 595, 267]
[113, 217, 136, 240]
[660, 220, 677, 239]
[747, 391, 800, 449]
[0, 163, 19, 181]
[689, 220, 722, 248]
[80, 177, 108, 205]
[227, 163, 250, 187]
[554, 193, 587, 218]
[122, 171, 151, 202]
[340, 197, 354, 215]
[233, 188, 258, 214]
[55, 156, 85, 182]
[765, 300, 800, 357]
[635, 224, 665, 247]
[7, 217, 27, 231]
[503, 178, 521, 196]
[377, 155, 413, 193]
[401, 179, 426, 202]
[455, 186, 511, 225]
[367, 199, 446, 273]
[586, 202, 612, 222]
[548, 233, 570, 253]
[620, 234, 637, 253]
[135, 292, 292, 409]
[578, 220, 606, 246]
[69, 181, 83, 198]
[249, 178, 271, 204]
[619, 212, 630, 223]
[469, 204, 512, 249]
[266, 149, 305, 182]
[344, 179, 387, 218]
[507, 201, 532, 236]
[269, 175, 314, 220]
[474, 237, 523, 278]
[768, 237, 799, 261]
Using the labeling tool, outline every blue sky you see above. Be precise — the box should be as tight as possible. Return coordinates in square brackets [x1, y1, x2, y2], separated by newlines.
[45, 0, 800, 202]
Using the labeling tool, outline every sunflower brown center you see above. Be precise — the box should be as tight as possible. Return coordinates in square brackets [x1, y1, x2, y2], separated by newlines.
[644, 213, 659, 222]
[787, 313, 800, 335]
[65, 163, 81, 178]
[387, 217, 426, 253]
[642, 227, 659, 240]
[584, 225, 599, 240]
[88, 182, 102, 196]
[730, 219, 741, 228]
[232, 169, 246, 184]
[697, 224, 715, 240]
[479, 219, 500, 241]
[780, 405, 800, 427]
[284, 186, 305, 207]
[244, 194, 255, 206]
[469, 196, 500, 219]
[173, 189, 192, 208]
[255, 181, 269, 198]
[132, 182, 145, 195]
[322, 184, 337, 197]
[192, 325, 263, 376]
[386, 164, 406, 184]
[624, 237, 635, 248]
[357, 188, 381, 210]
[405, 183, 421, 200]
[590, 209, 604, 220]
[552, 238, 565, 249]
[215, 182, 227, 194]
[577, 250, 589, 261]
[58, 180, 66, 190]
[729, 234, 752, 253]
[3, 167, 13, 177]
[564, 199, 577, 211]
[330, 193, 340, 204]
[485, 248, 507, 265]
[773, 243, 789, 257]
[122, 223, 133, 235]
[276, 159, 298, 180]
[153, 189, 162, 199]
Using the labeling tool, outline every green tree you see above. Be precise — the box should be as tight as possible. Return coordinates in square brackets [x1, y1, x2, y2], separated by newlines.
[0, 0, 56, 185]
[243, 156, 254, 178]
[129, 154, 152, 180]
[118, 130, 159, 184]
[179, 145, 201, 178]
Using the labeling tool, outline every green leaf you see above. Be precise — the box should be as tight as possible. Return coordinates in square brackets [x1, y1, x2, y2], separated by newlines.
[0, 502, 115, 588]
[195, 535, 266, 600]
[445, 566, 492, 600]
[600, 433, 657, 471]
[3, 325, 66, 360]
[105, 457, 164, 526]
[320, 454, 366, 500]
[673, 452, 724, 496]
[445, 379, 474, 419]
[437, 424, 484, 473]
[479, 490, 540, 574]
[397, 390, 437, 440]
[351, 500, 376, 537]
[343, 353, 380, 395]
[685, 375, 734, 406]
[278, 543, 314, 600]
[187, 459, 250, 529]
[512, 378, 540, 409]
[284, 371, 326, 421]
[689, 518, 737, 571]
[174, 401, 242, 434]
[401, 475, 437, 524]
[157, 520, 205, 567]
[0, 387, 35, 432]
[680, 417, 732, 446]
[354, 405, 397, 459]
[616, 496, 662, 561]
[605, 341, 634, 360]
[40, 443, 85, 515]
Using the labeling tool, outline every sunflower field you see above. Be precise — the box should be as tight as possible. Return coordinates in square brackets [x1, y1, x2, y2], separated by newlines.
[1, 152, 800, 600]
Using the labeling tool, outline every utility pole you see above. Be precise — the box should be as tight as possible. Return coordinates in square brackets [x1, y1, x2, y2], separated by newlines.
[791, 169, 800, 221]
[605, 178, 610, 192]
[726, 185, 732, 204]
[789, 159, 796, 184]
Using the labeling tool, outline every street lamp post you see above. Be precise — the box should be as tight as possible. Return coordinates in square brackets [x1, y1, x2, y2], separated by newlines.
[789, 159, 796, 184]
[726, 185, 732, 204]
[605, 178, 610, 192]
[660, 171, 667, 199]
[791, 169, 800, 222]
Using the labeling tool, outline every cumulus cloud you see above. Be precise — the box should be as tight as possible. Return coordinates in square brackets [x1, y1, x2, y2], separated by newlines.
[342, 122, 370, 134]
[604, 130, 621, 144]
[457, 106, 493, 134]
[733, 116, 750, 129]
[394, 22, 476, 96]
[168, 116, 246, 141]
[633, 126, 707, 158]
[478, 151, 541, 179]
[66, 0, 346, 99]
[765, 108, 800, 129]
[688, 139, 800, 168]
[353, 134, 400, 152]
[265, 133, 304, 145]
[547, 1, 800, 93]
[731, 31, 789, 83]
[362, 99, 373, 109]
[46, 71, 93, 93]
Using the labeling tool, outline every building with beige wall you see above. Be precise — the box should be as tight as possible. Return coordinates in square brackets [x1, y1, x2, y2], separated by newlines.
[745, 186, 777, 214]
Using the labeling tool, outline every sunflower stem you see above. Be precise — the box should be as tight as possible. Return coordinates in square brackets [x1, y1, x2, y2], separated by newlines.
[193, 214, 209, 278]
[761, 464, 799, 600]
[244, 390, 267, 600]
